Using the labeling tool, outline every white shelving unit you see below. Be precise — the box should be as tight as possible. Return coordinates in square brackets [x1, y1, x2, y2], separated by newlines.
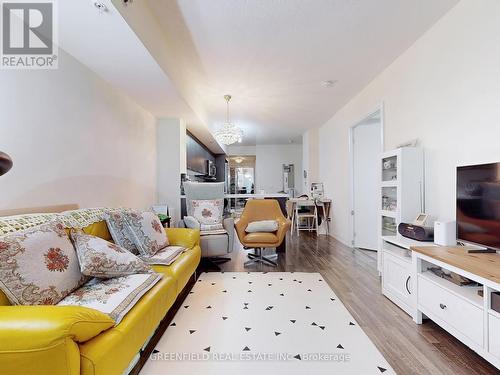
[378, 147, 424, 272]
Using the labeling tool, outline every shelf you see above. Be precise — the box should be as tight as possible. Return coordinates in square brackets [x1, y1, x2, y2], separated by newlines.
[381, 180, 398, 187]
[419, 271, 483, 309]
[382, 229, 397, 237]
[382, 241, 411, 261]
[382, 235, 431, 250]
[381, 210, 397, 218]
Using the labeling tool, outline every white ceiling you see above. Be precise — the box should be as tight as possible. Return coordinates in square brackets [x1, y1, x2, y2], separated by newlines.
[58, 0, 224, 153]
[143, 0, 458, 145]
[58, 1, 192, 121]
[59, 0, 458, 149]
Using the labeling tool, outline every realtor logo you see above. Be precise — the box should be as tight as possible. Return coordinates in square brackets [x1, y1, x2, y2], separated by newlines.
[1, 0, 58, 69]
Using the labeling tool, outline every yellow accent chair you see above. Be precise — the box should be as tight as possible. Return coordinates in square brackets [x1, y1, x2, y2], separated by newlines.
[234, 199, 291, 267]
[0, 216, 201, 375]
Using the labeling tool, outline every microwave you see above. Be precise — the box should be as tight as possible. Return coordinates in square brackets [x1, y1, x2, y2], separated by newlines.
[206, 160, 216, 177]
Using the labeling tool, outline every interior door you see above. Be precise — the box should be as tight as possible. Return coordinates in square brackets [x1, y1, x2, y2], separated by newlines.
[352, 119, 381, 250]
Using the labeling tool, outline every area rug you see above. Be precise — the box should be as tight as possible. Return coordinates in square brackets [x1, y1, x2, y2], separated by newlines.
[141, 272, 395, 375]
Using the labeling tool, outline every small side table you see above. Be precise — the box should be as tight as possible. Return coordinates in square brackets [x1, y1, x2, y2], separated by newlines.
[161, 218, 171, 228]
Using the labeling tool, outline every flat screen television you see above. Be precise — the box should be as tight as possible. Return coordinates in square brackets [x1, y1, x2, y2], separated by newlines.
[457, 162, 500, 250]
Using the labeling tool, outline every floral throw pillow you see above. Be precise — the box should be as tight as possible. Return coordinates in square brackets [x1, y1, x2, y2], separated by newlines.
[70, 230, 152, 278]
[0, 221, 86, 305]
[124, 211, 169, 257]
[104, 210, 139, 255]
[190, 199, 223, 225]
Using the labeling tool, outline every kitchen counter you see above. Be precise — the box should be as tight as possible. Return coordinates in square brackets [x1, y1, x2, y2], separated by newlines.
[180, 193, 290, 199]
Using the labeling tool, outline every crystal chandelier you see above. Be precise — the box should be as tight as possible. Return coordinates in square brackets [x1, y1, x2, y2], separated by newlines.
[213, 94, 243, 145]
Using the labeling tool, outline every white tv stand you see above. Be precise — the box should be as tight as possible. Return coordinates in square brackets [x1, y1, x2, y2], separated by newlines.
[381, 235, 500, 369]
[381, 235, 425, 317]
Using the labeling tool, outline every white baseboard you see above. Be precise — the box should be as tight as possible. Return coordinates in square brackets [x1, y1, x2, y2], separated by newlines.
[327, 232, 352, 248]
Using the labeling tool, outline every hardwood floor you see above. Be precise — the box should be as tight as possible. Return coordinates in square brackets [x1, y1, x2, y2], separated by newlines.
[215, 232, 498, 375]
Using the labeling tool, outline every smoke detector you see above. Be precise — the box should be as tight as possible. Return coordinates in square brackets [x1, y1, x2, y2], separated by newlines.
[93, 2, 108, 12]
[321, 80, 337, 88]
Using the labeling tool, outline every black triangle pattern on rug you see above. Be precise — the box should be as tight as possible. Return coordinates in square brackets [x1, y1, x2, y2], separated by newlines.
[153, 272, 394, 374]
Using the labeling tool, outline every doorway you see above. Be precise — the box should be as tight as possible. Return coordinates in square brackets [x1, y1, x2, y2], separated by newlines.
[228, 155, 256, 214]
[350, 108, 383, 253]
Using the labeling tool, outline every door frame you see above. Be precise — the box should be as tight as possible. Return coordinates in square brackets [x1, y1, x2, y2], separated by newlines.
[348, 102, 385, 250]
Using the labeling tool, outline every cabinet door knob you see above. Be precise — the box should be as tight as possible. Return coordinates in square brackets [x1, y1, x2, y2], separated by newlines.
[439, 303, 447, 310]
[405, 276, 411, 295]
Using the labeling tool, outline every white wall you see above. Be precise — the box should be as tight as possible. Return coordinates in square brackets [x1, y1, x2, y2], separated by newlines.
[318, 0, 500, 246]
[228, 144, 303, 195]
[0, 49, 157, 210]
[302, 128, 319, 193]
[157, 118, 186, 223]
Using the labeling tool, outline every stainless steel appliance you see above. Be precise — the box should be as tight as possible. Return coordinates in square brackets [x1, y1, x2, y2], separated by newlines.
[206, 160, 216, 177]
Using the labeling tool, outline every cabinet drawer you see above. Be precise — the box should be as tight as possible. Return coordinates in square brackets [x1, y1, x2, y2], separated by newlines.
[489, 313, 500, 359]
[418, 275, 483, 347]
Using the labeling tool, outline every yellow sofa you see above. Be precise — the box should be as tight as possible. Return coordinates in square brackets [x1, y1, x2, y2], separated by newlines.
[0, 219, 201, 375]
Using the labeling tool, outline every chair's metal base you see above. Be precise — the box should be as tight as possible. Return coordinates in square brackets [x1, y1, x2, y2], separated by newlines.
[244, 248, 278, 267]
[200, 257, 231, 271]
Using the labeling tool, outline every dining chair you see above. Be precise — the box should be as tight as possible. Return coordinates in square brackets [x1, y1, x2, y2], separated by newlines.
[294, 199, 318, 235]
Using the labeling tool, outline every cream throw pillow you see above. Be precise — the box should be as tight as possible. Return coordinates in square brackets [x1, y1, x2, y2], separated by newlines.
[190, 199, 223, 225]
[125, 211, 169, 257]
[70, 230, 152, 278]
[245, 220, 279, 233]
[0, 221, 86, 305]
